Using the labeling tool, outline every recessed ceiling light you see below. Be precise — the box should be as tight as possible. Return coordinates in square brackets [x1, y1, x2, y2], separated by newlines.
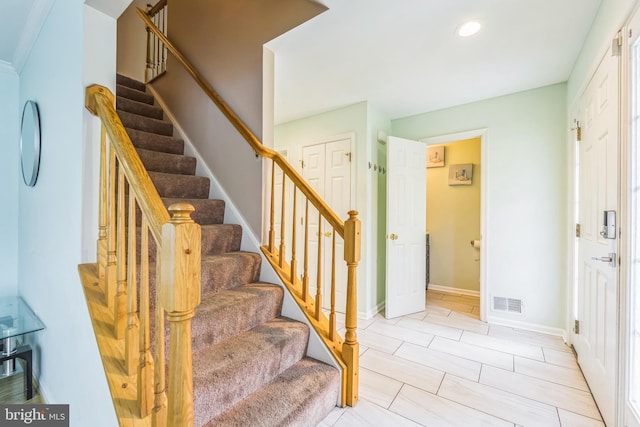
[457, 21, 482, 37]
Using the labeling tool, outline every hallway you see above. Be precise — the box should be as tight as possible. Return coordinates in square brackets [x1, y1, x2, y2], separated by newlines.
[321, 291, 603, 427]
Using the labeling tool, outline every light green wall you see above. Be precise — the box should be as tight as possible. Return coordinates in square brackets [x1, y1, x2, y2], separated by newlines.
[275, 102, 376, 315]
[15, 2, 118, 424]
[427, 138, 481, 293]
[0, 71, 19, 296]
[392, 83, 568, 329]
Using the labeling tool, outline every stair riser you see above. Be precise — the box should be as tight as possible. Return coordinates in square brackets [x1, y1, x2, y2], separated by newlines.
[200, 253, 262, 296]
[134, 199, 225, 227]
[119, 110, 174, 137]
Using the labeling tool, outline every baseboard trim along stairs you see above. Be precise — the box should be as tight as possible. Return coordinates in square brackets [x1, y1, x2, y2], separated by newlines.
[82, 74, 341, 426]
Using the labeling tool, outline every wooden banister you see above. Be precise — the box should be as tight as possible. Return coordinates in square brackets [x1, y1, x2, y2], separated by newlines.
[86, 84, 201, 425]
[86, 85, 170, 242]
[147, 0, 167, 17]
[135, 8, 345, 237]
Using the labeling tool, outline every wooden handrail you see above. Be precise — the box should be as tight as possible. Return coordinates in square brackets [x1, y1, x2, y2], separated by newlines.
[136, 8, 345, 237]
[86, 85, 170, 242]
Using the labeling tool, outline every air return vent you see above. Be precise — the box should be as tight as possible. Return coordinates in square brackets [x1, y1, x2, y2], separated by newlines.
[492, 297, 522, 314]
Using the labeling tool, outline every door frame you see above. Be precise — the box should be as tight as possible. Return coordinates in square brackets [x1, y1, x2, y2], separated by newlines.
[420, 128, 488, 321]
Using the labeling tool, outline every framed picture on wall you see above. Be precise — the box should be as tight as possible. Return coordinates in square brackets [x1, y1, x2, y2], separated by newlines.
[427, 145, 445, 168]
[448, 163, 473, 185]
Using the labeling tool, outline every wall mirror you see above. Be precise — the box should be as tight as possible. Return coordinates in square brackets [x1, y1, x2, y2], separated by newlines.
[20, 100, 41, 187]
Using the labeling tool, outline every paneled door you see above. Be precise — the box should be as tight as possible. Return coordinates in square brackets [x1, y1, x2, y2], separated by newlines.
[385, 136, 426, 318]
[574, 39, 620, 427]
[301, 137, 352, 313]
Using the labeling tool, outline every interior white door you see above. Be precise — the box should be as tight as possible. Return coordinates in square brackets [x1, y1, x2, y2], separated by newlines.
[301, 138, 352, 313]
[385, 136, 426, 319]
[574, 41, 620, 427]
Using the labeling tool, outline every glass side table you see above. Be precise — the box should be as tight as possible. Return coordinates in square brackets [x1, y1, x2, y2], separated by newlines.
[0, 296, 45, 400]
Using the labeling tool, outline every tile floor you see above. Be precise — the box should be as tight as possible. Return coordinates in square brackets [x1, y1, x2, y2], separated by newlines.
[320, 290, 604, 427]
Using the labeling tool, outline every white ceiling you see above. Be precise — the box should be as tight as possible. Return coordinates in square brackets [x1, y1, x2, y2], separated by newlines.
[267, 0, 603, 124]
[1, 0, 602, 124]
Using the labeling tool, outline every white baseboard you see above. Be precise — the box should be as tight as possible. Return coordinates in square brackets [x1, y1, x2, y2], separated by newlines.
[359, 301, 385, 320]
[428, 283, 480, 297]
[486, 314, 567, 340]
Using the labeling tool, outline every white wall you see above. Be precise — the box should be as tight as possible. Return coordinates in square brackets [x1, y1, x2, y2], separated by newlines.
[275, 102, 379, 316]
[392, 83, 568, 331]
[17, 1, 117, 425]
[0, 70, 20, 296]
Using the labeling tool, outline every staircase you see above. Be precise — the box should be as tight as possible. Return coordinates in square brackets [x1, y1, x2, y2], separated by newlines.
[114, 73, 340, 426]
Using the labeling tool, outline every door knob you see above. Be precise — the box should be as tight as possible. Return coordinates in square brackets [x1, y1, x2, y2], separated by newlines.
[388, 233, 398, 240]
[324, 231, 332, 237]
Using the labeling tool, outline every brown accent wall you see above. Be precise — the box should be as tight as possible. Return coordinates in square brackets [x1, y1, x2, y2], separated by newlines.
[119, 0, 326, 234]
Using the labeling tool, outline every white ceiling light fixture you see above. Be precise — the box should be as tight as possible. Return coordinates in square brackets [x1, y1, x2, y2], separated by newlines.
[457, 20, 482, 37]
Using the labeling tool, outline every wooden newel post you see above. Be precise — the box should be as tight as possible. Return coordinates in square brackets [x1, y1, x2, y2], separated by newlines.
[342, 210, 361, 406]
[160, 203, 201, 427]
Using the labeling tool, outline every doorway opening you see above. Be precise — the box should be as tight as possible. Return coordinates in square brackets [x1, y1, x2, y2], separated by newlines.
[421, 129, 488, 321]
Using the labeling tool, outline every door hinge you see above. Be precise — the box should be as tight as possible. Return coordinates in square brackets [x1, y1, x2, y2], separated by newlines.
[574, 319, 580, 334]
[345, 152, 352, 162]
[576, 223, 581, 238]
[299, 160, 305, 169]
[612, 30, 623, 56]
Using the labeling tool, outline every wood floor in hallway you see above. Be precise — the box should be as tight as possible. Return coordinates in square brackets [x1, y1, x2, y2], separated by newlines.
[321, 290, 604, 427]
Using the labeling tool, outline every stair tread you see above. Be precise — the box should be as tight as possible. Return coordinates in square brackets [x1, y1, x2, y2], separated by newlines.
[149, 171, 210, 199]
[191, 283, 283, 353]
[204, 358, 340, 427]
[136, 148, 196, 175]
[117, 96, 163, 120]
[192, 318, 310, 425]
[119, 110, 173, 136]
[126, 127, 185, 155]
[116, 84, 154, 105]
[116, 74, 146, 92]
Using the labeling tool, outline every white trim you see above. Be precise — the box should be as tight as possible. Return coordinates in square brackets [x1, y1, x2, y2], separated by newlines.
[420, 128, 489, 322]
[428, 283, 480, 298]
[486, 315, 567, 342]
[0, 60, 16, 74]
[360, 300, 385, 320]
[12, 0, 54, 74]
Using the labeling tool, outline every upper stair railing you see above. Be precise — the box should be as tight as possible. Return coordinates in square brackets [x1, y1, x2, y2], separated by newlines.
[136, 6, 361, 406]
[86, 85, 201, 427]
[145, 0, 168, 82]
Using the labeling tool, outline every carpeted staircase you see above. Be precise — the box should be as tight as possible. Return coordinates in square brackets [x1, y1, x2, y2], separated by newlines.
[115, 74, 340, 427]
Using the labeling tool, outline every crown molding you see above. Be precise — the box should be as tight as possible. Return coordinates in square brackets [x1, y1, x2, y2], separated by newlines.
[0, 60, 16, 75]
[12, 0, 54, 74]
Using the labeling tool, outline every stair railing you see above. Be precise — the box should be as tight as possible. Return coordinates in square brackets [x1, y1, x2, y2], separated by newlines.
[86, 85, 201, 426]
[145, 0, 168, 83]
[136, 7, 361, 406]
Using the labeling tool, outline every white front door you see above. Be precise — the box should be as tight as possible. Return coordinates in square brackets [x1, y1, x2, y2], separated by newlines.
[301, 138, 352, 313]
[385, 136, 426, 319]
[574, 40, 620, 427]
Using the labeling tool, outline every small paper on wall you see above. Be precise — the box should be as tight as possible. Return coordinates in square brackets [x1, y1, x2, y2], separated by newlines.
[448, 163, 473, 185]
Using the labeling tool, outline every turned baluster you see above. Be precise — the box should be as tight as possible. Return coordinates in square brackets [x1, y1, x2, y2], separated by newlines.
[343, 210, 361, 406]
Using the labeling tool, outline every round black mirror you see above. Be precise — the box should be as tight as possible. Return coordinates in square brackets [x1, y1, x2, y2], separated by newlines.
[20, 100, 41, 187]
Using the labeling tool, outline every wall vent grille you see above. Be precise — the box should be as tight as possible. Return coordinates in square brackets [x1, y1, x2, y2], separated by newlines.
[493, 297, 522, 314]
